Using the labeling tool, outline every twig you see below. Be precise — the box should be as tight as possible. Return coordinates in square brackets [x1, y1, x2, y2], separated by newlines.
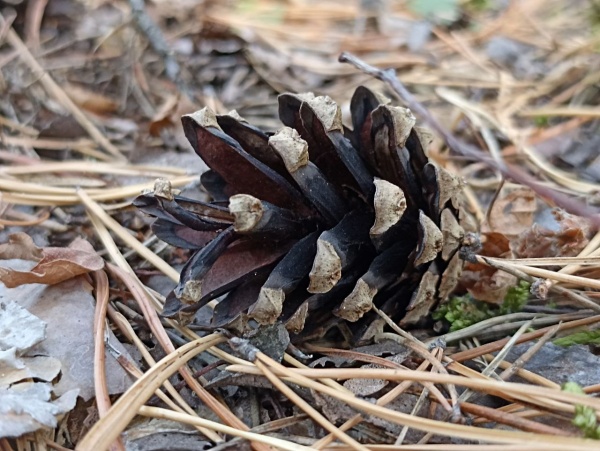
[472, 255, 600, 312]
[458, 320, 534, 404]
[492, 324, 560, 384]
[460, 402, 574, 436]
[449, 314, 600, 362]
[138, 406, 311, 451]
[338, 52, 600, 227]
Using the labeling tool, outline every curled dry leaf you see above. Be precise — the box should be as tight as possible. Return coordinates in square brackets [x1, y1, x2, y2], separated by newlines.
[512, 209, 592, 258]
[0, 233, 104, 288]
[460, 232, 517, 303]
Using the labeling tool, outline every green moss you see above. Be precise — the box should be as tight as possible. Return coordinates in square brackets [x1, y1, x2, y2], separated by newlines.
[433, 280, 530, 331]
[562, 382, 600, 439]
[501, 280, 531, 313]
[553, 330, 600, 347]
[534, 116, 550, 127]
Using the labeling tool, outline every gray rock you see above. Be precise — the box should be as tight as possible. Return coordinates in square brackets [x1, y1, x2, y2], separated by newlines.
[507, 342, 600, 387]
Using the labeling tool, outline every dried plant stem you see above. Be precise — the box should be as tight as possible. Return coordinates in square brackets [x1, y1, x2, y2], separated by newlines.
[518, 106, 600, 118]
[482, 256, 600, 290]
[1, 175, 197, 206]
[489, 356, 559, 389]
[435, 311, 588, 344]
[458, 320, 534, 404]
[254, 357, 369, 451]
[498, 256, 600, 267]
[227, 355, 599, 449]
[450, 314, 600, 362]
[475, 255, 600, 311]
[0, 15, 125, 161]
[91, 270, 125, 451]
[228, 364, 600, 411]
[2, 136, 110, 160]
[2, 161, 187, 176]
[0, 114, 38, 135]
[106, 307, 222, 442]
[78, 189, 180, 282]
[138, 406, 310, 451]
[283, 352, 352, 394]
[313, 359, 431, 449]
[86, 210, 133, 275]
[107, 265, 270, 451]
[77, 334, 225, 450]
[372, 305, 459, 408]
[497, 324, 560, 382]
[460, 402, 573, 436]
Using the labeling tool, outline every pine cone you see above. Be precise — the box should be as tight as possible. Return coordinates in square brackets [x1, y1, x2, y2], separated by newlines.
[135, 87, 465, 342]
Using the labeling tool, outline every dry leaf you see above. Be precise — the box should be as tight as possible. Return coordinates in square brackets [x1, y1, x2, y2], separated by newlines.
[0, 382, 78, 439]
[0, 233, 104, 288]
[148, 93, 198, 149]
[0, 301, 73, 439]
[0, 353, 62, 387]
[512, 209, 591, 258]
[485, 187, 537, 239]
[460, 232, 517, 303]
[0, 264, 134, 400]
[0, 301, 46, 352]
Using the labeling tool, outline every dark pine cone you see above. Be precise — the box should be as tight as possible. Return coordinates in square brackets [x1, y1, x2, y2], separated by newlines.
[135, 86, 465, 343]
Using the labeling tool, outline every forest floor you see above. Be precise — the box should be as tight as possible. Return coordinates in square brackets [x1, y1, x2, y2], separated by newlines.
[1, 0, 600, 449]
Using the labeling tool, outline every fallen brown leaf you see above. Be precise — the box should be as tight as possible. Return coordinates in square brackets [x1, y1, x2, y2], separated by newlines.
[486, 187, 537, 239]
[512, 209, 592, 258]
[461, 232, 517, 303]
[0, 233, 104, 288]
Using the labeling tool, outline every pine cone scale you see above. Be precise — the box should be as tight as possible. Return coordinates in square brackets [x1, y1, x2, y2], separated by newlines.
[182, 108, 311, 215]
